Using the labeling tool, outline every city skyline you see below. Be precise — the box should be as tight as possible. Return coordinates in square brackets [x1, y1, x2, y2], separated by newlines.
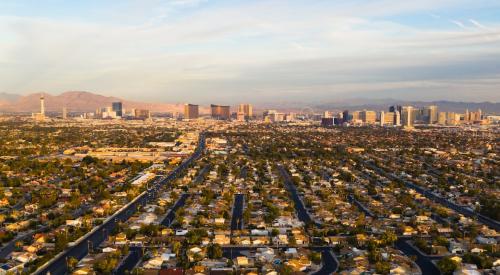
[1, 1, 500, 103]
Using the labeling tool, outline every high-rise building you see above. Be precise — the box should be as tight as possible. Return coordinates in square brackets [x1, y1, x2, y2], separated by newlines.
[380, 111, 385, 126]
[184, 104, 199, 120]
[62, 107, 67, 119]
[425, 105, 438, 124]
[321, 117, 334, 127]
[401, 106, 414, 128]
[465, 109, 482, 122]
[438, 112, 447, 125]
[211, 104, 230, 120]
[323, 111, 332, 118]
[238, 104, 253, 119]
[389, 105, 402, 114]
[342, 110, 350, 122]
[112, 102, 123, 117]
[360, 110, 376, 124]
[383, 112, 395, 125]
[447, 112, 458, 125]
[394, 111, 401, 126]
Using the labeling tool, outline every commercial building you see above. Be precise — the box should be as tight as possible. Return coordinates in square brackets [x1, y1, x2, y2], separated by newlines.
[342, 110, 350, 122]
[112, 102, 123, 117]
[238, 104, 253, 119]
[321, 117, 334, 127]
[424, 105, 438, 124]
[184, 104, 199, 120]
[360, 110, 376, 124]
[401, 106, 414, 128]
[211, 104, 230, 120]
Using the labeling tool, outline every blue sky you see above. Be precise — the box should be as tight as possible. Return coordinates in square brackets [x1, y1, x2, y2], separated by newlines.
[0, 0, 499, 104]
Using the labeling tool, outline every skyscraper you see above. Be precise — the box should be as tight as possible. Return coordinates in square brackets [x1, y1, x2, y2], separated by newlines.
[360, 110, 376, 124]
[112, 102, 123, 117]
[211, 104, 230, 120]
[402, 106, 414, 128]
[423, 105, 438, 124]
[238, 104, 253, 119]
[342, 110, 349, 122]
[40, 95, 45, 116]
[184, 104, 199, 120]
[62, 107, 67, 119]
[394, 111, 401, 126]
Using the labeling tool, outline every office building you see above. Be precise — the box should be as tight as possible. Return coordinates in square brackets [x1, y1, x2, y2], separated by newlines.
[211, 104, 230, 120]
[394, 111, 401, 126]
[238, 104, 253, 119]
[401, 106, 414, 128]
[382, 112, 395, 125]
[112, 102, 123, 117]
[184, 104, 199, 120]
[389, 105, 402, 114]
[321, 117, 334, 127]
[285, 113, 296, 122]
[62, 107, 67, 119]
[424, 105, 438, 124]
[342, 110, 350, 122]
[438, 112, 447, 125]
[465, 109, 482, 122]
[360, 110, 376, 124]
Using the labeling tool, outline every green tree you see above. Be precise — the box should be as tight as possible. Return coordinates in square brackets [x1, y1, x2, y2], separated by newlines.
[437, 257, 458, 275]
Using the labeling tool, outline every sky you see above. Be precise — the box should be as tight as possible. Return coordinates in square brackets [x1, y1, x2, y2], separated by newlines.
[0, 0, 499, 104]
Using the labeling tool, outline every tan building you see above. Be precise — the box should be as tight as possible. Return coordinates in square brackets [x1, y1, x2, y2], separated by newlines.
[184, 104, 199, 120]
[382, 111, 395, 125]
[238, 104, 253, 119]
[401, 106, 414, 128]
[360, 110, 376, 124]
[211, 104, 230, 120]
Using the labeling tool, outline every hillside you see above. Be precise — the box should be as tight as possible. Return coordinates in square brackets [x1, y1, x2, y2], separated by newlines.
[0, 91, 184, 113]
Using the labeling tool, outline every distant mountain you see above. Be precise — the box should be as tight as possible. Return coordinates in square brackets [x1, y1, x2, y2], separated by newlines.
[0, 93, 21, 102]
[0, 91, 185, 113]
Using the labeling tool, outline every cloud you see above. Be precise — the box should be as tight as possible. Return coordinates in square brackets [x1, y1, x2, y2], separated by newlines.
[469, 19, 492, 31]
[450, 20, 467, 30]
[0, 1, 500, 103]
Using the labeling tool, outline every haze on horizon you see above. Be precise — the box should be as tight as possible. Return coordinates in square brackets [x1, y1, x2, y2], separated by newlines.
[1, 0, 500, 105]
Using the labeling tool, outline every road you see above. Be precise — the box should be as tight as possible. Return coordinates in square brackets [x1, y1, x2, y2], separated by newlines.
[312, 248, 339, 275]
[33, 133, 205, 275]
[231, 194, 244, 231]
[277, 165, 313, 224]
[395, 237, 441, 275]
[160, 194, 190, 227]
[113, 247, 142, 274]
[347, 195, 375, 218]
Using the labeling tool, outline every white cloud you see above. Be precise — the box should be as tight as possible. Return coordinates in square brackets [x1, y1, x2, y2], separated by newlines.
[0, 1, 499, 102]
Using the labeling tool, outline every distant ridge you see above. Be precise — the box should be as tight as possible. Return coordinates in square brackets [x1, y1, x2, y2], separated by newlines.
[0, 91, 185, 113]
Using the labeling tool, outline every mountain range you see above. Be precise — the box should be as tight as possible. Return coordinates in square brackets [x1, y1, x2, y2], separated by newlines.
[0, 91, 185, 113]
[0, 91, 498, 114]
